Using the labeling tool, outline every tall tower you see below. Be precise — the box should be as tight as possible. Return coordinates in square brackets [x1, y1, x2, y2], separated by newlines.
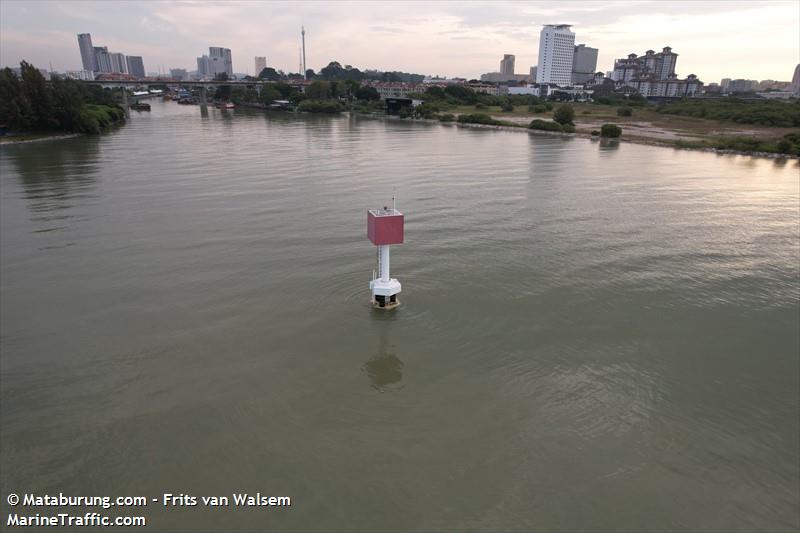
[301, 26, 307, 80]
[500, 54, 515, 76]
[367, 197, 404, 309]
[536, 24, 575, 86]
[77, 33, 96, 73]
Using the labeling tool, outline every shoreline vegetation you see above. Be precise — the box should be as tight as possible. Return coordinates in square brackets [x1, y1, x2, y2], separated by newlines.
[2, 61, 797, 160]
[0, 61, 125, 142]
[226, 76, 800, 159]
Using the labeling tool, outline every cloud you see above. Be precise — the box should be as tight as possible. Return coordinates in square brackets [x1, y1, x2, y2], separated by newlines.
[0, 0, 797, 80]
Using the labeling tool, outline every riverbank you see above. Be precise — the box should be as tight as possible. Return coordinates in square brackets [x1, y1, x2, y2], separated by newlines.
[371, 113, 800, 160]
[0, 133, 83, 145]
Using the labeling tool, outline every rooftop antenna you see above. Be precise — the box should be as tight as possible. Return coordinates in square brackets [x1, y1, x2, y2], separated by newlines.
[392, 188, 396, 211]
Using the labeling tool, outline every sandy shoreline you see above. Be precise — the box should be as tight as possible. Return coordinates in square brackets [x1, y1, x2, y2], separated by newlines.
[370, 114, 799, 161]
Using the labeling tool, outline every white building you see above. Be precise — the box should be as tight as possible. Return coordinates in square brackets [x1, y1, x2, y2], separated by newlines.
[536, 24, 575, 86]
[255, 56, 266, 76]
[621, 74, 702, 97]
[66, 70, 94, 81]
[467, 83, 506, 96]
[366, 82, 423, 99]
[209, 46, 233, 77]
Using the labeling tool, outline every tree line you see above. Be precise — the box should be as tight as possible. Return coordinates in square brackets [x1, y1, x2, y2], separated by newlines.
[254, 61, 425, 84]
[0, 61, 125, 134]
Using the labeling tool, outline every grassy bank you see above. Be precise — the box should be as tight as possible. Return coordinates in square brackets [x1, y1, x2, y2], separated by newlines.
[436, 102, 800, 156]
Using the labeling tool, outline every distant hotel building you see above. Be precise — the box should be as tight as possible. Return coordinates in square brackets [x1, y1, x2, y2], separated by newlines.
[612, 47, 702, 97]
[536, 24, 575, 86]
[500, 54, 515, 76]
[255, 56, 267, 76]
[170, 68, 188, 80]
[480, 55, 530, 83]
[726, 79, 758, 93]
[571, 44, 598, 84]
[197, 47, 233, 79]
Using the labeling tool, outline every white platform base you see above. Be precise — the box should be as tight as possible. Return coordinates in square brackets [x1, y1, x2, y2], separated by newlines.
[370, 278, 401, 309]
[370, 278, 401, 297]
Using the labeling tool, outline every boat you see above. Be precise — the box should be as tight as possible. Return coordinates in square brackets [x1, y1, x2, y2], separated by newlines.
[130, 102, 151, 111]
[217, 102, 235, 109]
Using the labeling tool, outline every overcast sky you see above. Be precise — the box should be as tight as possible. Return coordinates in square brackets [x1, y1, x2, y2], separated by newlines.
[1, 0, 798, 82]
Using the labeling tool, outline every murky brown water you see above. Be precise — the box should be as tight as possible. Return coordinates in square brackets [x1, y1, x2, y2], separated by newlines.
[1, 101, 798, 531]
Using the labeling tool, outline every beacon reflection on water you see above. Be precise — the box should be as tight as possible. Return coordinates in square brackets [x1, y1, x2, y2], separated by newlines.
[364, 319, 403, 391]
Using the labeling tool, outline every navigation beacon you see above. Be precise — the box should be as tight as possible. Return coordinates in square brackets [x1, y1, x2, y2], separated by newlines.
[367, 196, 404, 309]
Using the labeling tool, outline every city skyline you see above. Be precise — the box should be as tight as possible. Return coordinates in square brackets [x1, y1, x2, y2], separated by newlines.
[1, 0, 797, 81]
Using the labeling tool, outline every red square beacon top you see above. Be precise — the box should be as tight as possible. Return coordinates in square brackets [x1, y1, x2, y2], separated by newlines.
[367, 208, 404, 245]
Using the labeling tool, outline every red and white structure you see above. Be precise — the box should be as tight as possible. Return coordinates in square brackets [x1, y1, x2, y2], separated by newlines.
[367, 197, 404, 309]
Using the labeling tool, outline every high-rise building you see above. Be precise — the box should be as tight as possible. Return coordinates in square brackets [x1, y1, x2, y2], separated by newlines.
[536, 24, 575, 86]
[196, 55, 211, 78]
[209, 46, 233, 77]
[612, 47, 677, 82]
[126, 56, 145, 78]
[530, 66, 537, 79]
[500, 54, 515, 76]
[255, 56, 267, 76]
[94, 46, 112, 73]
[170, 68, 188, 80]
[77, 33, 96, 72]
[109, 52, 127, 74]
[791, 64, 800, 95]
[571, 44, 598, 84]
[728, 79, 758, 92]
[720, 78, 731, 91]
[612, 47, 701, 97]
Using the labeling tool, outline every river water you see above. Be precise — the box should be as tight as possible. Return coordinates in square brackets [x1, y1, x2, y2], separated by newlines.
[1, 101, 798, 531]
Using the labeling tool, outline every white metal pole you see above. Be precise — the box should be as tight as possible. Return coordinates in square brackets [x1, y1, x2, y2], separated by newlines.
[379, 245, 390, 282]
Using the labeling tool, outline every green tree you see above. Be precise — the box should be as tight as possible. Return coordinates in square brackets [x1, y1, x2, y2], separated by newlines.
[50, 77, 91, 132]
[355, 85, 380, 101]
[0, 67, 32, 130]
[424, 86, 446, 100]
[306, 80, 331, 100]
[20, 61, 56, 129]
[444, 84, 477, 104]
[553, 104, 575, 125]
[776, 139, 793, 154]
[261, 85, 282, 104]
[258, 67, 282, 80]
[601, 124, 622, 138]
